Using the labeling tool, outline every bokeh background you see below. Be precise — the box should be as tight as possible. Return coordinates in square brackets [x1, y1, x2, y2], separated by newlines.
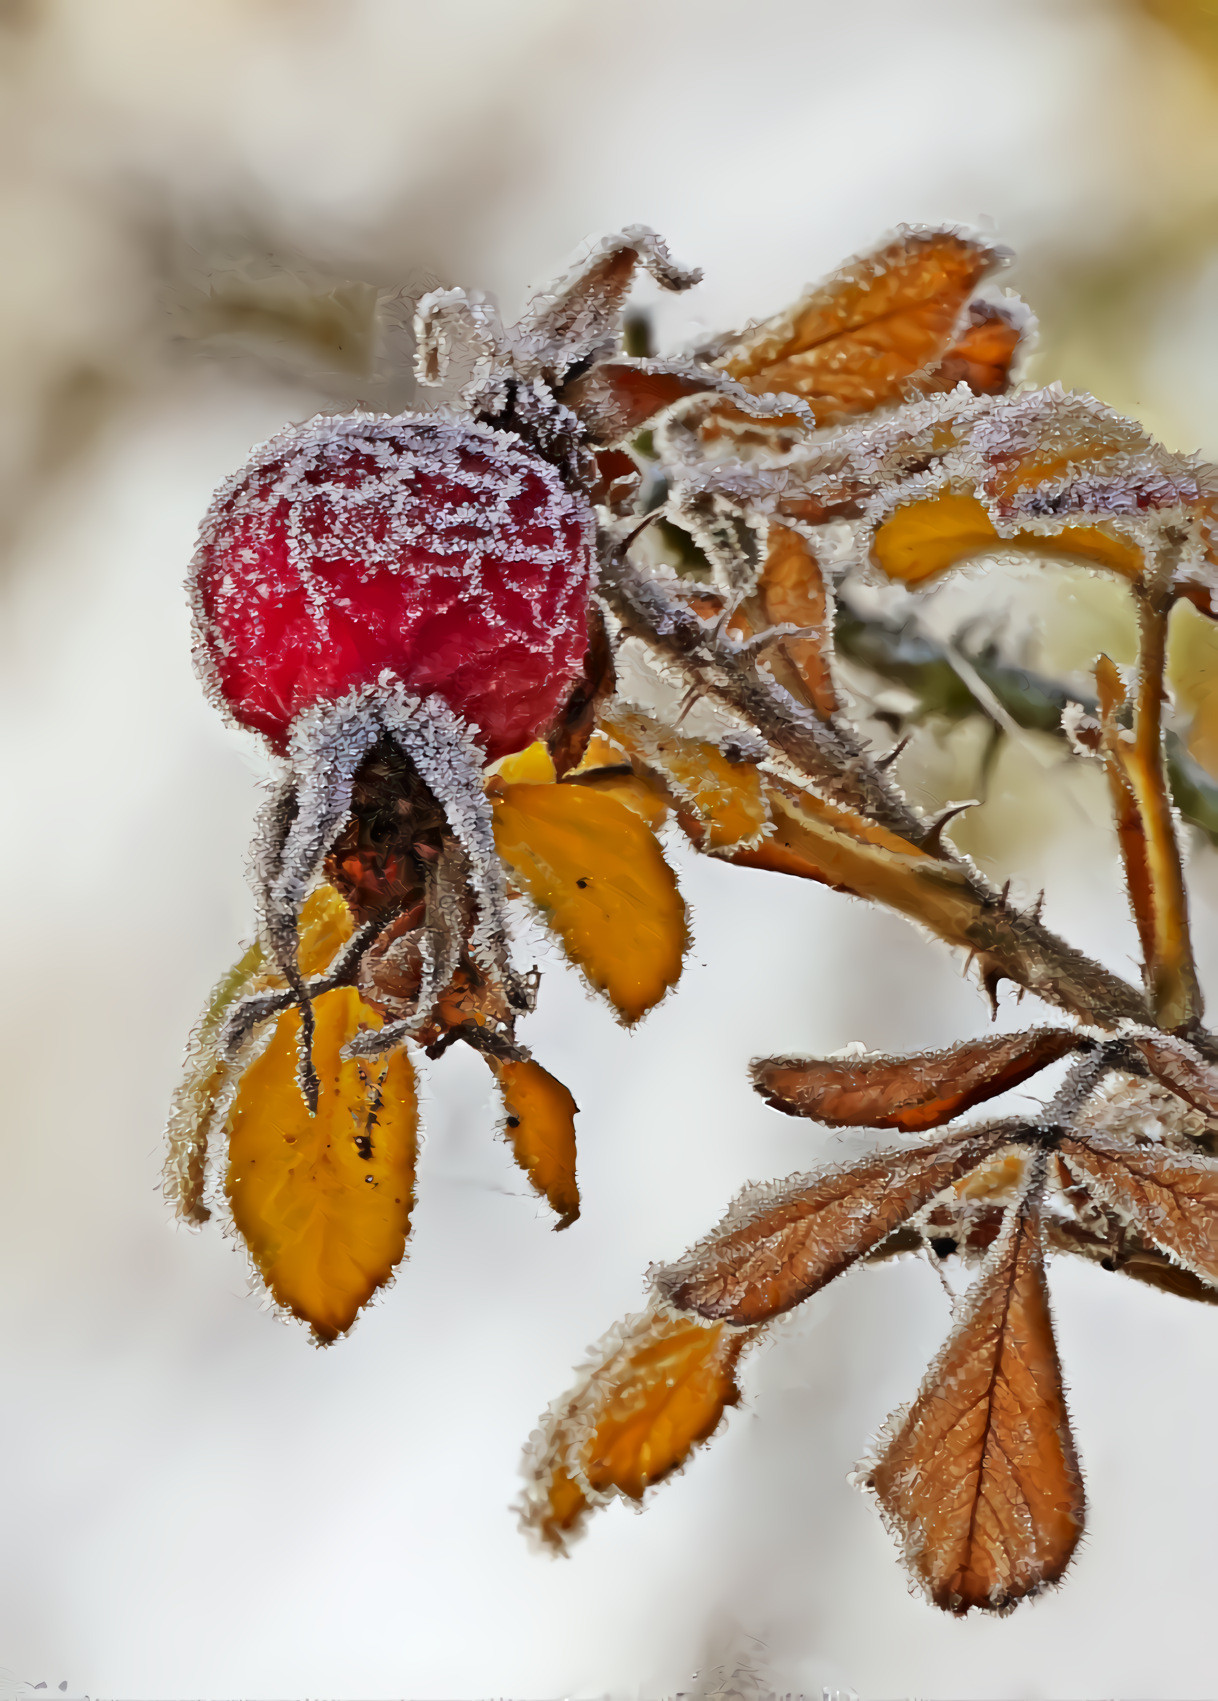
[6, 1, 1218, 1695]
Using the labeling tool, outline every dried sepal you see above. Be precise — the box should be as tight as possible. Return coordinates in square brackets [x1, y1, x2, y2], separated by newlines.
[225, 986, 419, 1343]
[653, 1125, 1016, 1326]
[518, 1305, 756, 1552]
[490, 1056, 579, 1229]
[863, 1165, 1084, 1615]
[753, 1030, 1082, 1133]
[490, 774, 687, 1023]
[703, 227, 1009, 440]
[1058, 1125, 1218, 1290]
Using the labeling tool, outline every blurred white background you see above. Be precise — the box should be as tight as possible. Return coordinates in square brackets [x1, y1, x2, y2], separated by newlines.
[6, 1, 1218, 1695]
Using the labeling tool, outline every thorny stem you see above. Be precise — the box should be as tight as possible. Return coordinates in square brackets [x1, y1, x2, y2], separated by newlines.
[1037, 1042, 1117, 1131]
[600, 543, 929, 843]
[599, 543, 1162, 1034]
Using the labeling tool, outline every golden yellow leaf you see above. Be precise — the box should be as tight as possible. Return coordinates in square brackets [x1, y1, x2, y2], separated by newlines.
[226, 986, 418, 1343]
[487, 741, 558, 786]
[872, 492, 1144, 586]
[519, 1306, 754, 1550]
[491, 1056, 580, 1228]
[491, 781, 687, 1022]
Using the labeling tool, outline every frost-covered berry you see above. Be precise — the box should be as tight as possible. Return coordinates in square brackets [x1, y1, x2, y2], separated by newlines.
[191, 411, 595, 761]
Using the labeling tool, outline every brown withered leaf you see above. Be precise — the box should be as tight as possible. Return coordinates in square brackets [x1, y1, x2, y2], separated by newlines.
[865, 1173, 1084, 1614]
[517, 1306, 756, 1551]
[653, 1125, 1016, 1326]
[1130, 1031, 1218, 1118]
[754, 1029, 1081, 1133]
[707, 227, 1007, 435]
[1058, 1126, 1218, 1290]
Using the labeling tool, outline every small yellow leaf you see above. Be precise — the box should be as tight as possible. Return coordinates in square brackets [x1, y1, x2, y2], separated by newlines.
[487, 741, 558, 786]
[492, 782, 687, 1022]
[873, 492, 1143, 586]
[519, 1307, 753, 1551]
[226, 986, 418, 1343]
[566, 769, 671, 831]
[491, 1056, 580, 1228]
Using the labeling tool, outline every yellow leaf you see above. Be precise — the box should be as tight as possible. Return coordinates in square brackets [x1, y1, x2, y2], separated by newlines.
[226, 986, 418, 1343]
[519, 1307, 753, 1551]
[872, 492, 1143, 586]
[492, 782, 687, 1022]
[486, 741, 558, 786]
[565, 769, 671, 831]
[491, 1056, 580, 1228]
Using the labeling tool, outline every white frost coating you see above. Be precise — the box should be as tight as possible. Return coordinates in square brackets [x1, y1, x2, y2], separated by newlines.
[413, 287, 503, 387]
[188, 407, 593, 738]
[246, 678, 525, 1095]
[509, 225, 702, 381]
[375, 680, 519, 996]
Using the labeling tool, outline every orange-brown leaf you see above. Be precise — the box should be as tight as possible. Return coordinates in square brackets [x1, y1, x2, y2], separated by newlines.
[753, 1030, 1081, 1133]
[491, 779, 687, 1022]
[1059, 1126, 1218, 1289]
[712, 228, 1005, 432]
[490, 1056, 579, 1229]
[915, 298, 1024, 400]
[563, 363, 715, 444]
[865, 1181, 1084, 1614]
[654, 1127, 1014, 1326]
[226, 986, 418, 1342]
[755, 524, 838, 717]
[1097, 633, 1203, 1032]
[518, 1307, 754, 1551]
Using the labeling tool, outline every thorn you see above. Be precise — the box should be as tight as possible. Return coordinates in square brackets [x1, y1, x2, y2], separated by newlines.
[1030, 888, 1046, 922]
[980, 961, 1003, 1020]
[876, 734, 912, 772]
[1000, 878, 1011, 904]
[924, 799, 978, 857]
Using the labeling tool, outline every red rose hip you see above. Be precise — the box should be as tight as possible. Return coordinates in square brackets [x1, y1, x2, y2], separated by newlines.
[190, 411, 595, 760]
